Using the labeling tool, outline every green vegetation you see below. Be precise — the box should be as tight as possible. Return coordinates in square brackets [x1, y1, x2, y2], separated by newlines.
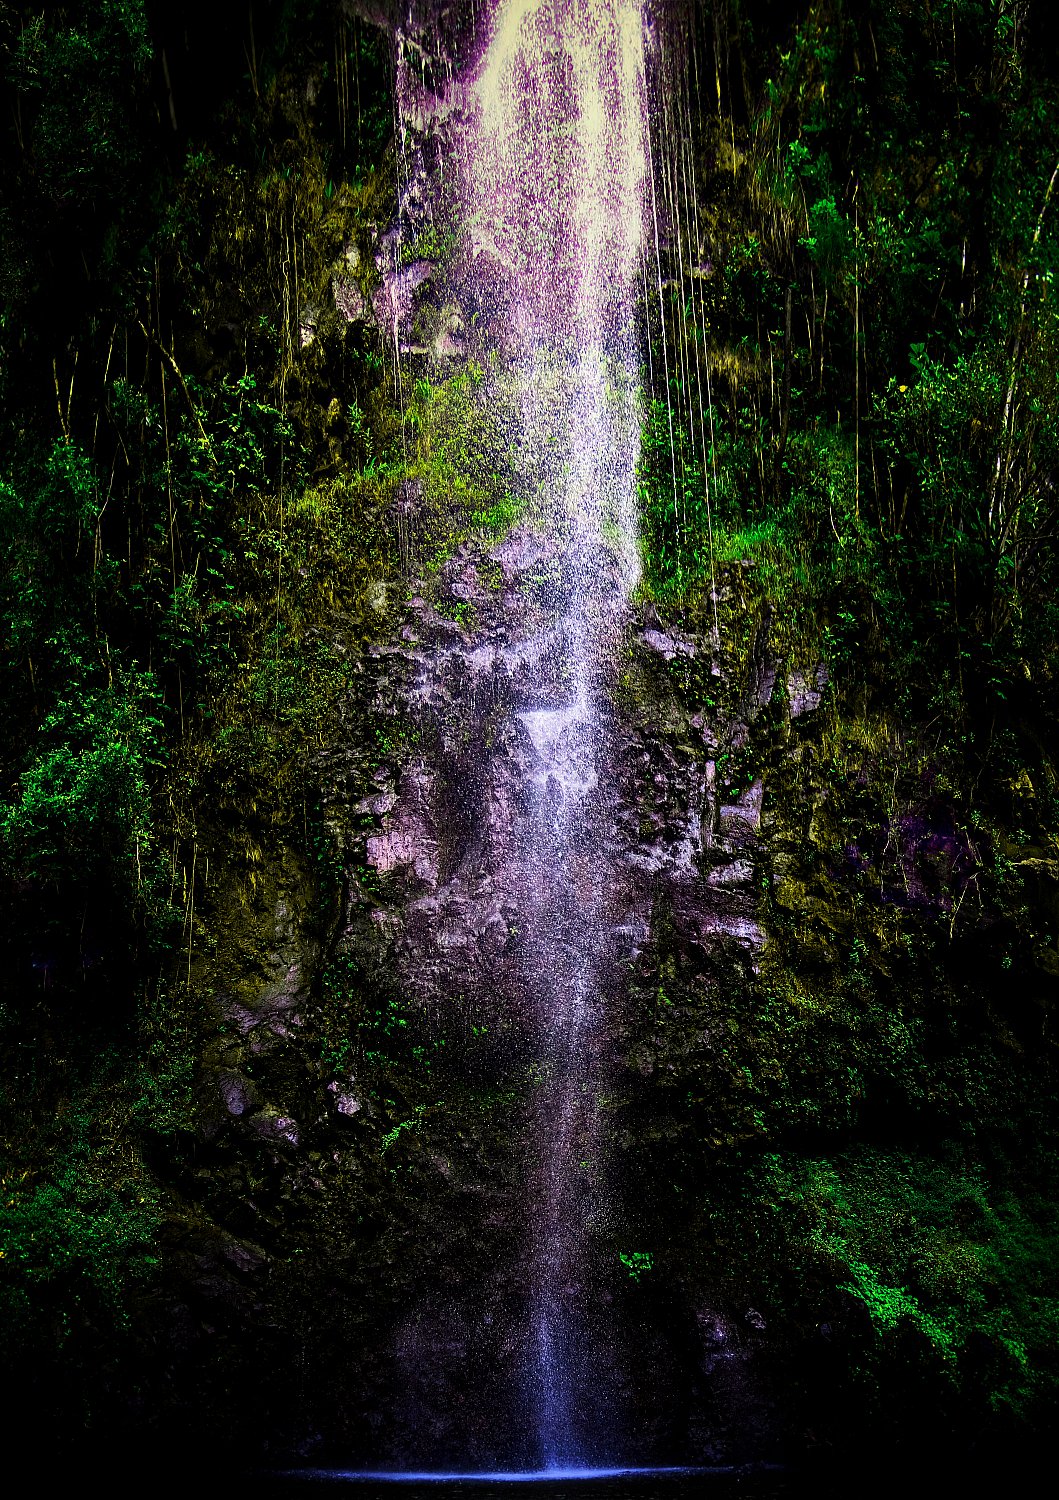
[618, 1249, 654, 1282]
[0, 0, 402, 1452]
[623, 0, 1059, 1466]
[639, 0, 1059, 751]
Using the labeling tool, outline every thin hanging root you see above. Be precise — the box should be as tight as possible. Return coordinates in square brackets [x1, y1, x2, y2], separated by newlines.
[52, 358, 70, 441]
[136, 319, 214, 457]
[186, 843, 197, 989]
[647, 105, 683, 593]
[680, 75, 720, 645]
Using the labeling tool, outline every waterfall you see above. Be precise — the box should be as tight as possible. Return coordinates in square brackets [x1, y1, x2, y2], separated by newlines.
[459, 0, 649, 1467]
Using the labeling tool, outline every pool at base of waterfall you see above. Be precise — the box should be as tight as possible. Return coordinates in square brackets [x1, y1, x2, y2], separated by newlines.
[254, 1466, 796, 1500]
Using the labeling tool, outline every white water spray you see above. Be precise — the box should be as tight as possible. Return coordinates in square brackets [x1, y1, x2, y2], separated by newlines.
[460, 0, 649, 1466]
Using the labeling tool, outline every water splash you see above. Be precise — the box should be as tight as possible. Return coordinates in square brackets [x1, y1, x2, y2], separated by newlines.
[458, 0, 649, 1467]
[284, 1466, 707, 1483]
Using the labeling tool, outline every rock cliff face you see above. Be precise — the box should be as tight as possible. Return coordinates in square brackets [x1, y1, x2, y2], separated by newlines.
[174, 484, 841, 1465]
[321, 525, 781, 1463]
[172, 455, 1053, 1468]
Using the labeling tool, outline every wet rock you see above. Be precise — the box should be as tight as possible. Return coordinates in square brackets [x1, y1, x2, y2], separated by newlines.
[219, 1072, 257, 1118]
[299, 305, 320, 347]
[373, 257, 436, 333]
[248, 1107, 300, 1147]
[330, 1083, 363, 1117]
[333, 267, 368, 322]
[719, 779, 764, 836]
[705, 857, 755, 887]
[674, 881, 763, 951]
[748, 652, 779, 718]
[642, 626, 696, 660]
[787, 662, 828, 718]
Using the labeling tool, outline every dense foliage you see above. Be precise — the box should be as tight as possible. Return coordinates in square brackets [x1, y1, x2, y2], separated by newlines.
[632, 0, 1059, 1462]
[0, 0, 398, 1453]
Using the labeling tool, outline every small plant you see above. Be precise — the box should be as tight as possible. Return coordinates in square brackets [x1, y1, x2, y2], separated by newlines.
[618, 1249, 654, 1283]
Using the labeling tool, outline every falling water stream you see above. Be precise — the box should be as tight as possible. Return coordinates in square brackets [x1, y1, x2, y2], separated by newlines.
[459, 0, 648, 1468]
